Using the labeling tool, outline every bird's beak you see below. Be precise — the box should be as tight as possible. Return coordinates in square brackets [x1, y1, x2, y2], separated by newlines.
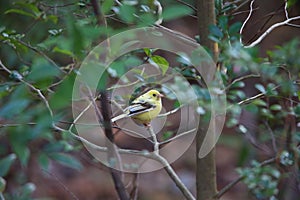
[159, 93, 164, 98]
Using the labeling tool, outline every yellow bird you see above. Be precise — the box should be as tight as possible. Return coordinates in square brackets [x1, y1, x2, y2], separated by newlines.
[111, 89, 163, 126]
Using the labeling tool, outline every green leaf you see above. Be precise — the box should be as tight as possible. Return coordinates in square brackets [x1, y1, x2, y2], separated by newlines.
[66, 17, 85, 58]
[244, 104, 258, 114]
[0, 99, 30, 119]
[42, 141, 71, 153]
[294, 104, 300, 116]
[231, 81, 245, 88]
[151, 55, 169, 75]
[0, 154, 17, 177]
[255, 84, 266, 93]
[208, 35, 220, 43]
[26, 58, 61, 88]
[287, 0, 298, 8]
[144, 48, 152, 57]
[119, 4, 136, 23]
[47, 15, 58, 24]
[226, 118, 238, 128]
[49, 73, 75, 109]
[38, 153, 49, 170]
[49, 153, 82, 170]
[11, 143, 30, 166]
[270, 104, 282, 111]
[162, 5, 193, 21]
[101, 0, 114, 14]
[5, 9, 36, 18]
[252, 99, 267, 107]
[15, 2, 41, 16]
[218, 16, 228, 30]
[261, 108, 274, 119]
[209, 25, 224, 38]
[0, 177, 6, 193]
[229, 22, 242, 35]
[162, 131, 173, 140]
[53, 46, 74, 57]
[21, 183, 36, 197]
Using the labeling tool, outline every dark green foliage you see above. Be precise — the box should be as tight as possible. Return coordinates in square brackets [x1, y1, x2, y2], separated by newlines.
[0, 0, 299, 199]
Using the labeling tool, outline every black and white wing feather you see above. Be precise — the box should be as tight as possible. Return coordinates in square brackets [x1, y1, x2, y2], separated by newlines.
[111, 101, 156, 122]
[127, 101, 156, 116]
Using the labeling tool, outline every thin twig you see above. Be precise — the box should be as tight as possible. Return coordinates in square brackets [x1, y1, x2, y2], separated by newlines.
[176, 0, 197, 11]
[0, 60, 54, 118]
[224, 74, 260, 91]
[157, 105, 183, 118]
[246, 3, 284, 45]
[0, 122, 37, 128]
[42, 169, 79, 200]
[264, 121, 278, 153]
[16, 39, 64, 73]
[229, 0, 252, 15]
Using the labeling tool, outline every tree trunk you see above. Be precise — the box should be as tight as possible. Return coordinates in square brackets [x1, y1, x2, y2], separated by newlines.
[196, 0, 218, 199]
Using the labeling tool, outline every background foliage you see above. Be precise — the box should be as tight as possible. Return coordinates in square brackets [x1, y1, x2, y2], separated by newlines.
[0, 0, 299, 199]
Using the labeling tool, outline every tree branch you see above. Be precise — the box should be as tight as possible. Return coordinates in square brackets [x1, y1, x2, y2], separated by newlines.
[100, 91, 129, 200]
[240, 0, 300, 48]
[146, 126, 195, 200]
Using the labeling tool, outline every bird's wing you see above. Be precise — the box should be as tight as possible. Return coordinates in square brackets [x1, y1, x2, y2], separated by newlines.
[127, 101, 156, 117]
[111, 113, 128, 122]
[111, 101, 156, 122]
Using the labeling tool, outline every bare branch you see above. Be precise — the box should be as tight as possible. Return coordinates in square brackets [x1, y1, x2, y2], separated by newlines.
[146, 126, 195, 200]
[224, 74, 260, 91]
[240, 0, 300, 48]
[284, 0, 289, 19]
[239, 0, 255, 45]
[245, 15, 300, 48]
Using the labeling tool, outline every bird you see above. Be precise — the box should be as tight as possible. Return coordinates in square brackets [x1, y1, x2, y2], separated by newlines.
[111, 89, 163, 126]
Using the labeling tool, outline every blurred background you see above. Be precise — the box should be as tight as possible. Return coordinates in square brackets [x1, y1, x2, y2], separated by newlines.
[0, 0, 300, 199]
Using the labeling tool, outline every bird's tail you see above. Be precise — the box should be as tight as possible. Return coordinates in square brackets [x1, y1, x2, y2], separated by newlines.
[111, 113, 128, 122]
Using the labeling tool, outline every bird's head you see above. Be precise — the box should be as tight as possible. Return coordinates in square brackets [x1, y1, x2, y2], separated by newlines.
[146, 89, 164, 101]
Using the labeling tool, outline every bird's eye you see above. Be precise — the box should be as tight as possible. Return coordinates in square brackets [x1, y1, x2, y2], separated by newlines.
[152, 93, 157, 97]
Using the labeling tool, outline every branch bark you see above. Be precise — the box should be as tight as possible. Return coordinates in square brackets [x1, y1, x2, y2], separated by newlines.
[100, 91, 129, 200]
